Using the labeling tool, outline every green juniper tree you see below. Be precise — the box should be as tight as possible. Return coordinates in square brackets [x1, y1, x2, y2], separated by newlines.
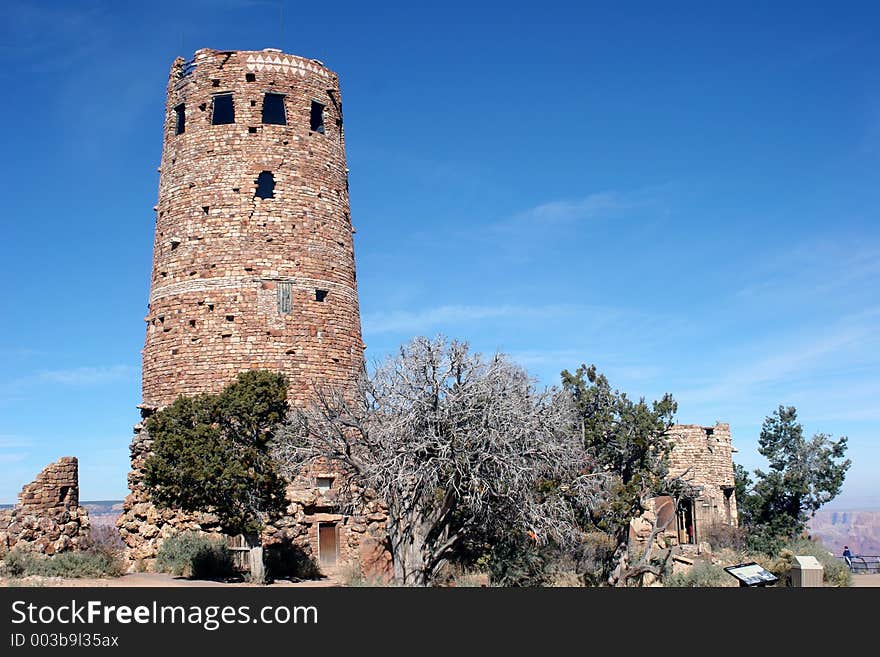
[738, 405, 850, 553]
[560, 364, 678, 585]
[143, 370, 289, 537]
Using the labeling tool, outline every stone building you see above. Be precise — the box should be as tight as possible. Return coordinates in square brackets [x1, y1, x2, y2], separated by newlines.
[118, 48, 386, 574]
[635, 423, 738, 549]
[0, 457, 91, 554]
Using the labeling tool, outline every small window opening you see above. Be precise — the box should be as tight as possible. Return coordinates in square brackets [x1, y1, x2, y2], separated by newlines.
[248, 126, 257, 134]
[202, 206, 209, 214]
[316, 476, 334, 491]
[245, 73, 256, 82]
[225, 315, 235, 322]
[315, 289, 328, 302]
[262, 93, 287, 125]
[255, 171, 275, 199]
[211, 93, 235, 125]
[277, 281, 293, 314]
[174, 104, 185, 135]
[250, 100, 257, 107]
[310, 101, 325, 133]
[211, 79, 220, 87]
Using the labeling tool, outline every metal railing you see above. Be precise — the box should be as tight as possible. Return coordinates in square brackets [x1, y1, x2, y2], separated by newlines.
[836, 555, 880, 574]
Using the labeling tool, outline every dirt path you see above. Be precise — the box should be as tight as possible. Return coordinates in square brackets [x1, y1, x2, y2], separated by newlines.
[2, 572, 340, 587]
[852, 574, 880, 587]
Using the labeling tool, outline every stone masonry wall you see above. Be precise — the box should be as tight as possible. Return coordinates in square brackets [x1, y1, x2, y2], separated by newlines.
[667, 423, 738, 536]
[119, 418, 389, 578]
[141, 48, 362, 409]
[0, 457, 90, 554]
[120, 48, 382, 573]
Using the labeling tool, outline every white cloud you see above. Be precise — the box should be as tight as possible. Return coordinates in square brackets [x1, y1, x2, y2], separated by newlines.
[35, 365, 137, 386]
[0, 436, 31, 449]
[363, 304, 574, 334]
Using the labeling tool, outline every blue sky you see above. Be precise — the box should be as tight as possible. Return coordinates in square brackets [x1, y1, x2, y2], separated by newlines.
[1, 1, 878, 507]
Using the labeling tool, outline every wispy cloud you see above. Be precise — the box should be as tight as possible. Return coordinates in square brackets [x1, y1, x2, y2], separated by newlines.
[675, 316, 879, 412]
[0, 365, 138, 400]
[492, 184, 673, 234]
[0, 435, 31, 467]
[363, 304, 574, 334]
[510, 192, 626, 225]
[0, 436, 32, 449]
[735, 241, 880, 301]
[35, 365, 137, 386]
[0, 347, 45, 359]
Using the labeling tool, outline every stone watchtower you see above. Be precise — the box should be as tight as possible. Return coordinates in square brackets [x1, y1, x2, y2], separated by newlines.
[118, 49, 376, 567]
[144, 48, 362, 407]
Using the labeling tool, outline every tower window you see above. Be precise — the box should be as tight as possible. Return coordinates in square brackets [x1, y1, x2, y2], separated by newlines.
[245, 73, 256, 82]
[255, 171, 275, 199]
[211, 93, 235, 125]
[316, 476, 334, 491]
[262, 93, 287, 125]
[310, 101, 325, 133]
[277, 282, 293, 314]
[315, 289, 328, 302]
[174, 104, 185, 134]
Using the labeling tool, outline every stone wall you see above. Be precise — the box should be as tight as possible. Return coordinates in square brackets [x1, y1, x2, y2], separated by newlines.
[141, 47, 362, 409]
[667, 422, 738, 539]
[0, 457, 90, 554]
[631, 423, 738, 552]
[119, 415, 391, 577]
[120, 47, 373, 573]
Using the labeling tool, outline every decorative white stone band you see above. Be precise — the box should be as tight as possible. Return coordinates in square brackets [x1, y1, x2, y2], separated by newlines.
[245, 53, 331, 78]
[149, 276, 357, 304]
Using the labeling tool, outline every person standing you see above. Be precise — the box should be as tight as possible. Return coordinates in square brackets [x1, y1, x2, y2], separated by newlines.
[843, 546, 853, 571]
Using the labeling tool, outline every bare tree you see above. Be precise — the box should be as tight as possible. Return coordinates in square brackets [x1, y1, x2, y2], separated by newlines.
[273, 336, 605, 586]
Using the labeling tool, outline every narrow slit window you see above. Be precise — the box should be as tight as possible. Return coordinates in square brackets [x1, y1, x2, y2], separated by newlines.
[262, 93, 287, 125]
[310, 101, 325, 133]
[277, 282, 293, 314]
[255, 171, 275, 199]
[315, 289, 328, 302]
[211, 93, 235, 125]
[174, 104, 185, 134]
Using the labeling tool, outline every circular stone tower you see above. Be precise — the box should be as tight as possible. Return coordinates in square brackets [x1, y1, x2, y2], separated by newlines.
[143, 47, 362, 408]
[119, 49, 371, 563]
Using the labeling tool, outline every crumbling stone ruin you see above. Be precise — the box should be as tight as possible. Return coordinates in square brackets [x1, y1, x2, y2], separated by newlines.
[118, 48, 388, 574]
[632, 423, 738, 551]
[0, 457, 90, 554]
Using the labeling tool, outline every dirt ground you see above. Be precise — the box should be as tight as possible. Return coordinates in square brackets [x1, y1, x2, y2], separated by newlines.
[851, 574, 880, 587]
[2, 572, 340, 587]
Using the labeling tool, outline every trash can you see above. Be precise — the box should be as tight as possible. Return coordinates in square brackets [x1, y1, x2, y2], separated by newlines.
[791, 555, 824, 587]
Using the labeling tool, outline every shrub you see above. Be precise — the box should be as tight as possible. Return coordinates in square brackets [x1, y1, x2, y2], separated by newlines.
[263, 538, 321, 581]
[1, 547, 125, 578]
[775, 538, 852, 587]
[155, 532, 235, 579]
[704, 524, 749, 552]
[664, 560, 733, 587]
[339, 561, 396, 587]
[82, 525, 125, 553]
